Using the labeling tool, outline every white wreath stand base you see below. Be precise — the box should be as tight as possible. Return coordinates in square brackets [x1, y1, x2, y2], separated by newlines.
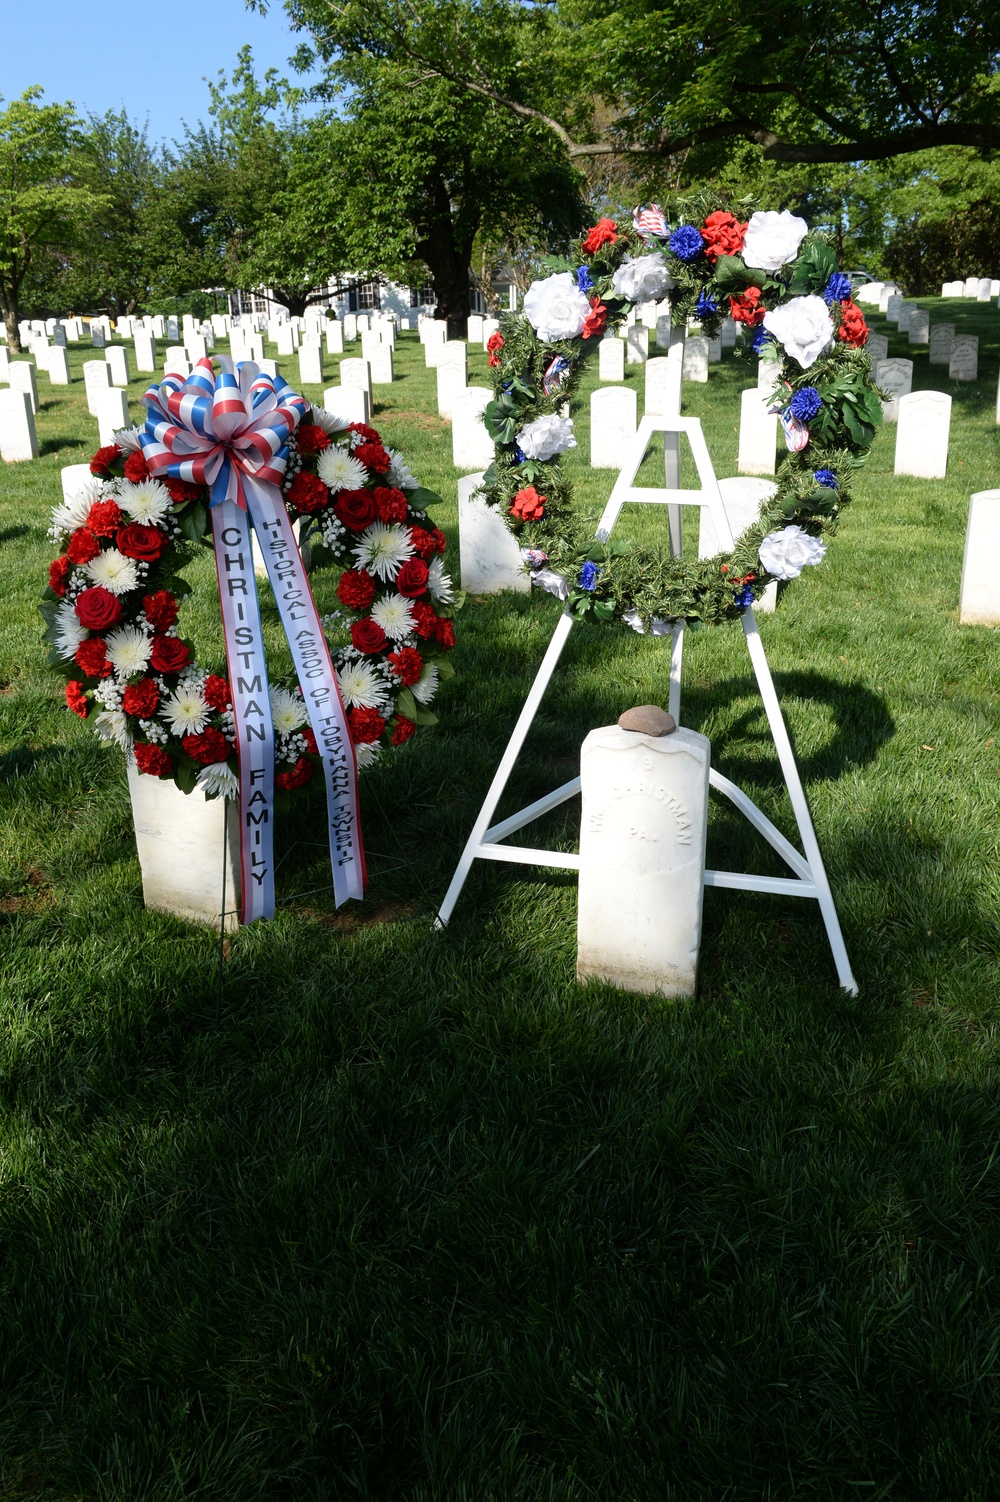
[435, 415, 858, 996]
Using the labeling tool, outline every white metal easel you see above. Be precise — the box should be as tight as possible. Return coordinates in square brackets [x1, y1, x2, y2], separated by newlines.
[436, 415, 857, 994]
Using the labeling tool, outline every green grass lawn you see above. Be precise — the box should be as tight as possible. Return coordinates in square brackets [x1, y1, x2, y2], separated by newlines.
[2, 309, 1000, 1500]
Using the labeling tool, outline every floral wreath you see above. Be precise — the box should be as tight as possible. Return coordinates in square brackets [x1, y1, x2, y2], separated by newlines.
[482, 197, 884, 628]
[41, 411, 457, 798]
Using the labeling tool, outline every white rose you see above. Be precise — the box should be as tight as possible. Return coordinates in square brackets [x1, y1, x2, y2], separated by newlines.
[758, 524, 827, 580]
[611, 252, 672, 303]
[515, 413, 577, 461]
[762, 296, 834, 370]
[741, 210, 810, 272]
[522, 272, 592, 343]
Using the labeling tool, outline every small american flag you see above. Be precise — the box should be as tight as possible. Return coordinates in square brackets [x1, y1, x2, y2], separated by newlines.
[633, 204, 669, 239]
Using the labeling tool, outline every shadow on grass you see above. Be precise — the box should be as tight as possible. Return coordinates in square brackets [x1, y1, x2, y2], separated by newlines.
[38, 435, 88, 456]
[0, 525, 30, 545]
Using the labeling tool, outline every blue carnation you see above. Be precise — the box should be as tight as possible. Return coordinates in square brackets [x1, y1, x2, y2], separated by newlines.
[576, 264, 593, 293]
[814, 468, 838, 488]
[789, 386, 822, 422]
[734, 585, 754, 609]
[578, 561, 601, 592]
[695, 290, 718, 318]
[512, 442, 526, 464]
[752, 328, 775, 354]
[669, 225, 705, 262]
[823, 272, 852, 304]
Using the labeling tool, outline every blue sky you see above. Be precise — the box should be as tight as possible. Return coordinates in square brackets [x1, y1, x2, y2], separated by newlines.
[5, 0, 318, 147]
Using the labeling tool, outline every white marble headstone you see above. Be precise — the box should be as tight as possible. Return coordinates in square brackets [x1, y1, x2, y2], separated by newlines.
[949, 336, 978, 381]
[0, 388, 38, 461]
[134, 332, 157, 372]
[885, 295, 904, 323]
[683, 336, 709, 383]
[458, 472, 528, 593]
[960, 491, 1000, 624]
[95, 387, 129, 446]
[894, 390, 951, 479]
[298, 345, 323, 385]
[128, 760, 240, 930]
[738, 387, 777, 476]
[8, 361, 38, 413]
[107, 345, 131, 386]
[599, 337, 625, 382]
[48, 346, 70, 384]
[451, 387, 493, 469]
[626, 327, 649, 365]
[644, 355, 682, 418]
[874, 357, 913, 421]
[866, 334, 889, 365]
[928, 324, 953, 365]
[325, 322, 344, 355]
[590, 386, 637, 468]
[340, 357, 373, 408]
[907, 310, 930, 345]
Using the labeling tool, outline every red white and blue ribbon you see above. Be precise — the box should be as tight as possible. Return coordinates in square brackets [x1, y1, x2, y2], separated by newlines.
[139, 356, 365, 922]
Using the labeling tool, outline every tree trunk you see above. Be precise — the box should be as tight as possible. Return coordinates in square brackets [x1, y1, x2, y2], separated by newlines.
[3, 302, 22, 354]
[416, 176, 477, 339]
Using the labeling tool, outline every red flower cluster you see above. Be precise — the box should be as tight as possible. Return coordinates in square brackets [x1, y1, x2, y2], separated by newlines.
[729, 287, 766, 326]
[387, 647, 423, 686]
[392, 715, 416, 747]
[582, 299, 607, 340]
[354, 440, 391, 475]
[143, 591, 178, 631]
[838, 299, 868, 347]
[182, 728, 230, 765]
[409, 525, 446, 559]
[396, 558, 429, 598]
[90, 445, 122, 476]
[150, 635, 189, 673]
[373, 486, 408, 523]
[287, 472, 328, 514]
[76, 587, 122, 631]
[487, 332, 504, 369]
[335, 490, 376, 531]
[338, 568, 376, 611]
[66, 529, 100, 565]
[510, 486, 546, 522]
[134, 743, 173, 777]
[582, 218, 618, 255]
[347, 707, 386, 744]
[87, 500, 123, 537]
[165, 478, 202, 506]
[117, 523, 168, 562]
[121, 678, 160, 717]
[204, 674, 231, 711]
[75, 638, 113, 680]
[701, 211, 747, 262]
[351, 618, 388, 655]
[276, 757, 314, 790]
[65, 681, 89, 718]
[295, 423, 331, 456]
[48, 556, 71, 596]
[123, 450, 149, 483]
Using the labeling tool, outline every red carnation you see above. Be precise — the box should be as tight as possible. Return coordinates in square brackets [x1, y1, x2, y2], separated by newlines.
[838, 299, 868, 347]
[276, 756, 315, 790]
[334, 490, 377, 532]
[149, 635, 190, 674]
[387, 646, 423, 686]
[66, 528, 100, 565]
[434, 618, 455, 650]
[487, 331, 504, 369]
[701, 211, 748, 262]
[350, 618, 388, 655]
[165, 478, 203, 507]
[337, 568, 376, 611]
[181, 727, 230, 765]
[729, 287, 766, 326]
[286, 471, 329, 515]
[581, 218, 619, 255]
[373, 486, 408, 524]
[396, 557, 429, 598]
[86, 500, 123, 537]
[75, 587, 122, 631]
[409, 526, 437, 560]
[116, 523, 169, 562]
[354, 440, 391, 475]
[203, 674, 231, 711]
[295, 423, 331, 456]
[348, 422, 381, 445]
[90, 444, 122, 477]
[65, 680, 89, 718]
[392, 715, 417, 747]
[74, 637, 113, 680]
[121, 677, 160, 718]
[303, 727, 318, 755]
[134, 742, 173, 777]
[143, 591, 179, 631]
[123, 450, 150, 483]
[347, 707, 386, 744]
[48, 556, 71, 597]
[411, 601, 438, 640]
[510, 486, 546, 522]
[430, 527, 447, 555]
[582, 298, 607, 340]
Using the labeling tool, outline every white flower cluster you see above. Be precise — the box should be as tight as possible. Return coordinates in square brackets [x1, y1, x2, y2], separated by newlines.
[611, 252, 671, 303]
[523, 273, 592, 343]
[762, 297, 834, 371]
[758, 524, 827, 579]
[515, 413, 576, 462]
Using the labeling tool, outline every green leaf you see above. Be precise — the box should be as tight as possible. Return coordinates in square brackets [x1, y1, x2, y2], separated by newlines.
[712, 255, 760, 295]
[788, 239, 838, 296]
[395, 687, 418, 720]
[408, 486, 444, 509]
[179, 501, 208, 544]
[175, 760, 198, 794]
[410, 705, 438, 726]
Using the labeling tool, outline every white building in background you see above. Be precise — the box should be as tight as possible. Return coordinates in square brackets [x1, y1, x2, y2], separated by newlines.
[227, 273, 509, 322]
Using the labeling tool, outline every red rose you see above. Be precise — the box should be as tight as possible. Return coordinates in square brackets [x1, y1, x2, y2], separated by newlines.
[395, 557, 429, 598]
[203, 673, 231, 711]
[347, 706, 386, 744]
[295, 423, 331, 455]
[276, 756, 315, 790]
[65, 680, 89, 718]
[581, 217, 619, 255]
[582, 298, 607, 340]
[302, 727, 318, 754]
[74, 638, 113, 679]
[373, 486, 408, 524]
[90, 444, 122, 476]
[134, 742, 173, 777]
[86, 500, 123, 537]
[121, 677, 160, 717]
[337, 568, 376, 611]
[149, 635, 190, 673]
[487, 331, 504, 369]
[116, 523, 169, 562]
[286, 471, 329, 515]
[434, 618, 455, 650]
[143, 590, 178, 631]
[729, 287, 766, 326]
[408, 526, 437, 560]
[348, 422, 381, 445]
[48, 556, 71, 597]
[411, 601, 438, 639]
[701, 211, 747, 262]
[838, 299, 868, 347]
[66, 529, 100, 565]
[353, 440, 391, 475]
[182, 727, 231, 765]
[350, 618, 388, 655]
[387, 646, 423, 686]
[75, 586, 123, 631]
[165, 478, 203, 507]
[335, 490, 377, 532]
[123, 450, 150, 483]
[392, 715, 417, 747]
[510, 486, 546, 522]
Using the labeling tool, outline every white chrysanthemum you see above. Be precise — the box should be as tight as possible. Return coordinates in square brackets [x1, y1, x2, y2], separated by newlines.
[269, 685, 306, 734]
[316, 445, 367, 492]
[105, 625, 152, 677]
[118, 480, 172, 525]
[94, 710, 133, 750]
[371, 593, 415, 641]
[162, 683, 210, 735]
[85, 548, 139, 596]
[355, 741, 381, 770]
[352, 523, 414, 581]
[51, 478, 105, 537]
[197, 761, 239, 800]
[336, 658, 387, 709]
[53, 601, 87, 660]
[310, 404, 348, 435]
[112, 425, 143, 453]
[412, 662, 439, 705]
[386, 449, 419, 490]
[427, 556, 454, 604]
